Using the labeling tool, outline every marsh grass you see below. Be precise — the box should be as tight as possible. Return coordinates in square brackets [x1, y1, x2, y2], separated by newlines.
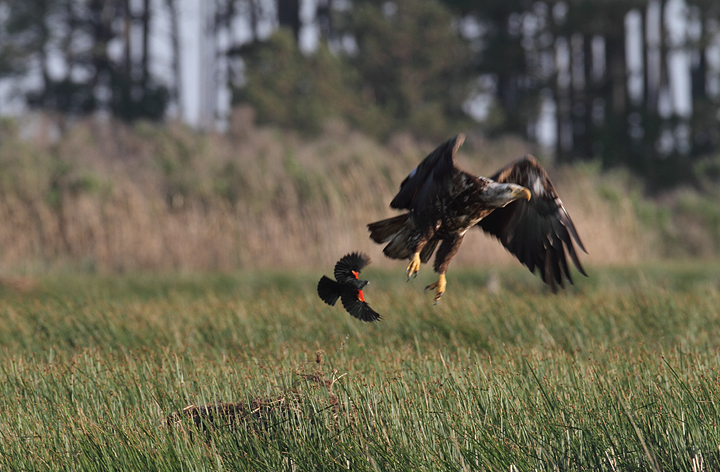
[1, 266, 720, 470]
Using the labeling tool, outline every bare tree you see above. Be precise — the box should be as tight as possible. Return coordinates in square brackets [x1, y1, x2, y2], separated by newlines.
[277, 0, 300, 41]
[141, 0, 151, 86]
[166, 0, 183, 117]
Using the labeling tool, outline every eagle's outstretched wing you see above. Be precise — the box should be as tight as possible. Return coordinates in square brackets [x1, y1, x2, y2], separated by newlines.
[390, 134, 465, 220]
[478, 155, 587, 290]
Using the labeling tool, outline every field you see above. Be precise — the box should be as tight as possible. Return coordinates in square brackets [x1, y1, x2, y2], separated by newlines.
[0, 265, 719, 471]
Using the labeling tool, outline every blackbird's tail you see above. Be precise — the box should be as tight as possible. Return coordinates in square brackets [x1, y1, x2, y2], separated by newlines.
[317, 276, 341, 306]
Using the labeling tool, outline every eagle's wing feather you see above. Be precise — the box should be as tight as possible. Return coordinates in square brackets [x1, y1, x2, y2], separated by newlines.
[479, 155, 587, 290]
[390, 134, 464, 219]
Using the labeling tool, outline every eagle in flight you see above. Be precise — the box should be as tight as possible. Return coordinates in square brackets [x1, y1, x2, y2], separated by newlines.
[367, 134, 586, 303]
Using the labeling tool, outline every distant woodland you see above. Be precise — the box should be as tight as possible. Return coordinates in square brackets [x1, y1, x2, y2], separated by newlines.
[1, 0, 720, 190]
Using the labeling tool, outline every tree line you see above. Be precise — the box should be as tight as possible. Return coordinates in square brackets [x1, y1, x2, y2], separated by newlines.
[1, 0, 719, 188]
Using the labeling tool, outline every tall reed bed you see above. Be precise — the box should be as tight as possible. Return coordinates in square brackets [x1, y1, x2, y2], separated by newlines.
[0, 111, 651, 273]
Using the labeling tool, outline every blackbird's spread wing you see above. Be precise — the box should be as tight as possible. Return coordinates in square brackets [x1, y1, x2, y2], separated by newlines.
[341, 290, 381, 322]
[390, 134, 465, 221]
[478, 155, 587, 290]
[334, 252, 371, 284]
[326, 252, 380, 322]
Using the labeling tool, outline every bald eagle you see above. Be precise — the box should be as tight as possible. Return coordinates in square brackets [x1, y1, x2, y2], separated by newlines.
[367, 134, 586, 303]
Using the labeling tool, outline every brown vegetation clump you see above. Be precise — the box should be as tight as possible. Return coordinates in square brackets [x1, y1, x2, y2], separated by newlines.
[166, 398, 299, 433]
[165, 367, 342, 434]
[0, 110, 680, 274]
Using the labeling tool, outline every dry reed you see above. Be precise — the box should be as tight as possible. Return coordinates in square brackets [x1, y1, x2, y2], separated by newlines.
[0, 109, 654, 274]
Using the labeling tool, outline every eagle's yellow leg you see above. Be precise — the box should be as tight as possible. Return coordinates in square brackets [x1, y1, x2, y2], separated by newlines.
[425, 274, 447, 305]
[406, 252, 421, 281]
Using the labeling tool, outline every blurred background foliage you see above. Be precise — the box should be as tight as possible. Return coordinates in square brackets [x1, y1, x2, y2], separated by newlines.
[1, 0, 720, 271]
[1, 0, 719, 189]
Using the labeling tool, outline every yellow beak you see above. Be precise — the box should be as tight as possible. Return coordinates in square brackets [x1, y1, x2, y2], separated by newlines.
[514, 187, 532, 201]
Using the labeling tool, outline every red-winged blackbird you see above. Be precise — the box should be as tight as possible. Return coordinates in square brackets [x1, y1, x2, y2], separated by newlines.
[317, 252, 380, 322]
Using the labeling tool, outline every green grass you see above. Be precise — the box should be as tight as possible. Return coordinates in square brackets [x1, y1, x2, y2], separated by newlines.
[2, 265, 720, 470]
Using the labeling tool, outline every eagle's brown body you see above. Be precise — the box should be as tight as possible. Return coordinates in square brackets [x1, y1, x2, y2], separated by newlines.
[368, 134, 586, 302]
[369, 172, 506, 274]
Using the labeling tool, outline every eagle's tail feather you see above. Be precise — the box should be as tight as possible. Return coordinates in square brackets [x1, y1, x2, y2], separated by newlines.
[367, 214, 415, 260]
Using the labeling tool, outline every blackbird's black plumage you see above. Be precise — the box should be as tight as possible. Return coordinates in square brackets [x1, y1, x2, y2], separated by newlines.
[317, 252, 380, 322]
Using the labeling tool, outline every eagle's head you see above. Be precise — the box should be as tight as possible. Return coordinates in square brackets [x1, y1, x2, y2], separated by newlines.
[483, 182, 532, 208]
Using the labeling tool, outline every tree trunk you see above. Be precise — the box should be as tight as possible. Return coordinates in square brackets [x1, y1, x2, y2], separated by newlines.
[316, 0, 334, 43]
[124, 0, 131, 79]
[583, 34, 595, 159]
[199, 1, 217, 129]
[88, 0, 113, 105]
[555, 36, 573, 163]
[691, 49, 707, 101]
[606, 35, 626, 116]
[141, 0, 150, 86]
[166, 0, 183, 117]
[251, 0, 261, 42]
[658, 1, 669, 114]
[645, 1, 661, 114]
[570, 33, 592, 160]
[277, 0, 300, 41]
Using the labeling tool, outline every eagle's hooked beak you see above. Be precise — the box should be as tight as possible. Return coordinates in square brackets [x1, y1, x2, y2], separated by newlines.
[512, 186, 532, 201]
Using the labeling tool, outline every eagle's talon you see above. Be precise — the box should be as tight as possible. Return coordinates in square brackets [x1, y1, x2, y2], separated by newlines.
[425, 274, 446, 304]
[405, 253, 421, 281]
